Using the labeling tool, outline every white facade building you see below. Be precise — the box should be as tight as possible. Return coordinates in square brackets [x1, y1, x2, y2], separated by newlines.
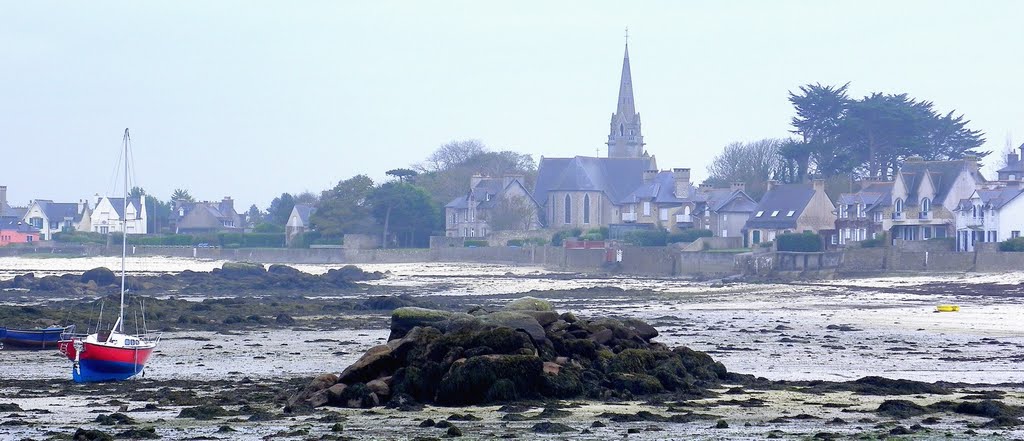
[90, 196, 147, 235]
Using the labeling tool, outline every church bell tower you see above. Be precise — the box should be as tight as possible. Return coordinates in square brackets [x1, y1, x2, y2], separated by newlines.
[606, 40, 644, 158]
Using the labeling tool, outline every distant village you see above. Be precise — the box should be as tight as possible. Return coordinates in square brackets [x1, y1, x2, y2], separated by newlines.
[2, 42, 1022, 257]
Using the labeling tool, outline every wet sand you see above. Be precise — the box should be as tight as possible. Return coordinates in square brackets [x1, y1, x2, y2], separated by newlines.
[2, 259, 1023, 439]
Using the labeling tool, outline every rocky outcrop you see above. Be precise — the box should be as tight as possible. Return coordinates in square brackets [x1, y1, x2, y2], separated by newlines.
[287, 297, 733, 410]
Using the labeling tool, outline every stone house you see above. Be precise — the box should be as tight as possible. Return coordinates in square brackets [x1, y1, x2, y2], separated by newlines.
[883, 156, 984, 242]
[832, 180, 893, 246]
[172, 197, 242, 234]
[285, 204, 317, 246]
[445, 174, 540, 237]
[693, 183, 758, 238]
[22, 199, 91, 240]
[91, 196, 147, 235]
[618, 169, 693, 232]
[743, 180, 836, 246]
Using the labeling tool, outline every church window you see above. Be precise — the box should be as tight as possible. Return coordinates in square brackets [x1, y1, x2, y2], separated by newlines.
[564, 194, 572, 224]
[619, 124, 624, 136]
[583, 195, 591, 224]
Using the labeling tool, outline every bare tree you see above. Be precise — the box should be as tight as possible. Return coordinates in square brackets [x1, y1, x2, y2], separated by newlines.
[417, 139, 487, 173]
[986, 132, 1016, 179]
[705, 138, 786, 199]
[481, 196, 535, 231]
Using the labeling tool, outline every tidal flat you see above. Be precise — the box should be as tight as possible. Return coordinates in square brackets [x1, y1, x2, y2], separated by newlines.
[1, 258, 1022, 440]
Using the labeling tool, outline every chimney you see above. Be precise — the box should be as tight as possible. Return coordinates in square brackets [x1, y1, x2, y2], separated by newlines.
[812, 178, 826, 192]
[221, 197, 234, 215]
[1008, 151, 1020, 167]
[672, 168, 691, 198]
[0, 185, 6, 211]
[643, 169, 659, 184]
[766, 180, 779, 192]
[502, 174, 524, 190]
[470, 173, 485, 190]
[963, 155, 979, 173]
[78, 199, 85, 214]
[730, 182, 745, 192]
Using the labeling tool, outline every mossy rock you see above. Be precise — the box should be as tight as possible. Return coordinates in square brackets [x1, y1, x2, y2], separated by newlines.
[480, 311, 545, 342]
[390, 308, 455, 340]
[219, 262, 266, 278]
[542, 365, 584, 398]
[610, 372, 664, 395]
[607, 349, 657, 374]
[81, 267, 116, 286]
[504, 297, 553, 312]
[436, 355, 543, 405]
[426, 327, 534, 362]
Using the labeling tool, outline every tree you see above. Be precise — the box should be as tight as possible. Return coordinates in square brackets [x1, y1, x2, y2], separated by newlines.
[293, 191, 319, 206]
[367, 182, 438, 248]
[129, 186, 145, 198]
[171, 188, 194, 203]
[418, 139, 487, 173]
[705, 139, 785, 200]
[386, 168, 419, 183]
[266, 193, 296, 226]
[145, 195, 171, 234]
[245, 204, 264, 227]
[786, 83, 852, 179]
[414, 140, 537, 208]
[311, 175, 376, 238]
[480, 196, 535, 231]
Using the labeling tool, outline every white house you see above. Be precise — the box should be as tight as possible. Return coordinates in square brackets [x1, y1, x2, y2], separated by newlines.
[954, 185, 1024, 251]
[22, 199, 91, 240]
[285, 204, 316, 246]
[90, 196, 147, 235]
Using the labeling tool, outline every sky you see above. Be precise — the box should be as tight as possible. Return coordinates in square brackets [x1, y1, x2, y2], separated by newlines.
[2, 1, 1023, 210]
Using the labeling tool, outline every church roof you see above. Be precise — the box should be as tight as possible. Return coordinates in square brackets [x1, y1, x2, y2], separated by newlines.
[533, 156, 655, 206]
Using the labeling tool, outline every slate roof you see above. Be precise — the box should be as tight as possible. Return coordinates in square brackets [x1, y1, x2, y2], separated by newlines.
[0, 205, 27, 219]
[960, 186, 1024, 210]
[33, 200, 85, 223]
[702, 188, 757, 213]
[836, 182, 893, 212]
[996, 145, 1024, 174]
[446, 178, 539, 210]
[293, 204, 316, 225]
[106, 197, 144, 220]
[0, 218, 39, 233]
[898, 160, 984, 205]
[534, 156, 656, 205]
[621, 171, 690, 204]
[744, 183, 816, 229]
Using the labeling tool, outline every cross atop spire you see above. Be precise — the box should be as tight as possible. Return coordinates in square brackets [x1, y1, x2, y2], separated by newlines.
[625, 26, 629, 47]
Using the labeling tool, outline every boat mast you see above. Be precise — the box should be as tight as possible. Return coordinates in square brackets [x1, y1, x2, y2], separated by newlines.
[119, 128, 129, 333]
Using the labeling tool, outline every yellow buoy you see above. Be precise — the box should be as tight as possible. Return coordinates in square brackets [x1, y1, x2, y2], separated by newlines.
[935, 305, 960, 312]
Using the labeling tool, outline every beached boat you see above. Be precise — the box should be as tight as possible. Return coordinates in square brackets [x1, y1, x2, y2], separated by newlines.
[58, 129, 160, 382]
[0, 325, 75, 350]
[936, 304, 960, 312]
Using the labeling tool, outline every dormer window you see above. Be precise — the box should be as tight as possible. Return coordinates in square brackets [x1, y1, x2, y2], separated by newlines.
[895, 198, 904, 213]
[786, 210, 795, 217]
[756, 211, 764, 217]
[771, 210, 779, 217]
[921, 198, 931, 213]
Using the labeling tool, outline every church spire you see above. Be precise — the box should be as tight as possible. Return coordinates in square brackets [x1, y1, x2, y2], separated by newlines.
[607, 33, 644, 158]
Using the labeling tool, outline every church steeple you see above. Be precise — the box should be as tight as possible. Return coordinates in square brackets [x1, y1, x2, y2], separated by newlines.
[607, 38, 644, 158]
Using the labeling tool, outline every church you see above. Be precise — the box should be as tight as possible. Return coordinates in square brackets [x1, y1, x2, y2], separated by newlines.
[533, 42, 658, 229]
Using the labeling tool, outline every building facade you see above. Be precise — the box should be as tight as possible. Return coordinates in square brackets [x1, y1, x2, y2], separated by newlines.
[22, 199, 91, 240]
[445, 174, 540, 237]
[744, 180, 836, 246]
[882, 156, 983, 242]
[91, 196, 147, 235]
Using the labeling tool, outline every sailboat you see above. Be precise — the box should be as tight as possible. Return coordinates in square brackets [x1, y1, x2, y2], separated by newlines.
[58, 128, 160, 382]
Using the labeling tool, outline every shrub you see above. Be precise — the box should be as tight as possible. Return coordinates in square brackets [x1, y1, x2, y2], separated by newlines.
[860, 233, 887, 248]
[667, 229, 713, 244]
[551, 228, 582, 246]
[464, 240, 488, 247]
[624, 228, 669, 246]
[508, 238, 548, 247]
[776, 232, 823, 252]
[999, 237, 1024, 252]
[53, 231, 106, 244]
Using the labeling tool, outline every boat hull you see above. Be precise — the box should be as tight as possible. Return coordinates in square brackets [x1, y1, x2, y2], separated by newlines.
[60, 339, 155, 382]
[0, 326, 69, 350]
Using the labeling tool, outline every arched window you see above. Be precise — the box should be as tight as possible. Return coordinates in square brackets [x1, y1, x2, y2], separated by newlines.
[564, 194, 572, 224]
[683, 206, 691, 215]
[921, 198, 931, 213]
[895, 198, 903, 213]
[619, 124, 624, 136]
[583, 194, 591, 224]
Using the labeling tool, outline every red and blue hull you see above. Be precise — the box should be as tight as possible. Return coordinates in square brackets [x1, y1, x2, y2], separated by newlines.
[60, 340, 154, 382]
[0, 326, 69, 350]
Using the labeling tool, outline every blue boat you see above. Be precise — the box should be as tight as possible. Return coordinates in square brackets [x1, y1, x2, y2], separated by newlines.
[0, 325, 74, 350]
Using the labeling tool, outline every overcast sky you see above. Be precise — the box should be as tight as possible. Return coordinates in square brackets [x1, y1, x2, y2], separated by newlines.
[3, 1, 1022, 210]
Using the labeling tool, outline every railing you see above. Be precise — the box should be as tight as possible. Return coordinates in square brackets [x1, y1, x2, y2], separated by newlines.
[962, 216, 983, 227]
[675, 214, 692, 223]
[622, 213, 637, 222]
[918, 211, 931, 220]
[891, 212, 905, 220]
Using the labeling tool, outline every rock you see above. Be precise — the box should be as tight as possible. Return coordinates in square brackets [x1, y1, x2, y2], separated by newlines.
[505, 297, 553, 312]
[73, 428, 113, 441]
[219, 262, 266, 278]
[531, 422, 574, 433]
[481, 311, 546, 343]
[326, 384, 348, 405]
[715, 420, 729, 429]
[436, 355, 543, 405]
[267, 264, 303, 277]
[367, 378, 391, 397]
[94, 413, 135, 425]
[419, 418, 436, 427]
[523, 310, 560, 327]
[360, 295, 416, 311]
[390, 308, 457, 340]
[621, 318, 659, 341]
[177, 405, 232, 420]
[876, 400, 930, 418]
[81, 267, 116, 286]
[275, 313, 296, 325]
[543, 362, 561, 375]
[339, 345, 397, 384]
[114, 427, 159, 439]
[446, 425, 463, 437]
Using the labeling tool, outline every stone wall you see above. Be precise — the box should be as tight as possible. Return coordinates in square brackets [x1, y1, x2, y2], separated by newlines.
[343, 234, 380, 250]
[429, 236, 465, 249]
[617, 246, 676, 275]
[679, 236, 743, 252]
[975, 251, 1024, 272]
[677, 251, 738, 275]
[893, 238, 955, 252]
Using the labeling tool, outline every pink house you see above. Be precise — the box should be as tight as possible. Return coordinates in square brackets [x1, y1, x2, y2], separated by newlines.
[0, 219, 39, 245]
